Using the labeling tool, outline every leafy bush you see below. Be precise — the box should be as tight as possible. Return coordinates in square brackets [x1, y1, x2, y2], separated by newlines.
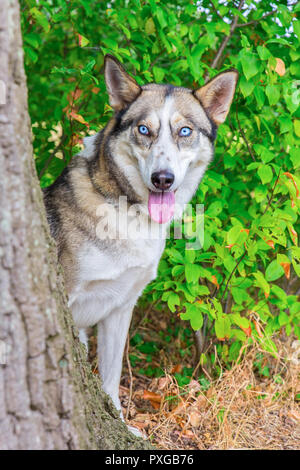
[21, 0, 300, 366]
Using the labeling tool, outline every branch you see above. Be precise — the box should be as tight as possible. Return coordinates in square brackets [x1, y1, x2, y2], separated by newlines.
[236, 10, 276, 28]
[235, 102, 256, 162]
[125, 334, 133, 421]
[220, 170, 281, 303]
[220, 251, 247, 302]
[209, 1, 226, 22]
[209, 0, 245, 71]
[262, 169, 281, 216]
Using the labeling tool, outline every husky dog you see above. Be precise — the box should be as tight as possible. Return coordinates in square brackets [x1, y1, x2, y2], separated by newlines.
[44, 55, 238, 432]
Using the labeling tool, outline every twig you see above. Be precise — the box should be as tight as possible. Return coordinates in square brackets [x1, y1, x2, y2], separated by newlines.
[125, 334, 133, 421]
[236, 10, 275, 28]
[220, 169, 281, 304]
[221, 250, 247, 302]
[130, 300, 158, 339]
[235, 102, 256, 162]
[224, 291, 232, 314]
[262, 169, 281, 216]
[209, 1, 226, 22]
[209, 0, 245, 72]
[196, 0, 246, 353]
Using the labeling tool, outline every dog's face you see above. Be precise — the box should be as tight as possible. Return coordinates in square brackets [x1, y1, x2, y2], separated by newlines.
[104, 55, 238, 223]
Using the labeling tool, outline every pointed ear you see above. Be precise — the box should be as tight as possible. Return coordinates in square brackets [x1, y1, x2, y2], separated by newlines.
[104, 55, 141, 111]
[194, 70, 238, 125]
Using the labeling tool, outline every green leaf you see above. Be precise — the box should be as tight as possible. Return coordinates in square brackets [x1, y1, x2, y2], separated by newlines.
[156, 7, 167, 29]
[293, 20, 300, 41]
[231, 313, 250, 329]
[254, 86, 265, 108]
[278, 311, 289, 326]
[83, 59, 96, 73]
[189, 24, 200, 42]
[290, 147, 300, 169]
[240, 50, 260, 80]
[215, 315, 231, 340]
[227, 225, 242, 245]
[185, 263, 202, 284]
[181, 303, 203, 330]
[206, 200, 223, 217]
[294, 120, 300, 137]
[265, 261, 284, 282]
[258, 164, 273, 184]
[257, 45, 271, 60]
[167, 293, 180, 312]
[253, 272, 270, 297]
[265, 84, 280, 106]
[152, 66, 165, 82]
[145, 17, 155, 35]
[102, 38, 118, 50]
[240, 76, 255, 98]
[271, 285, 287, 302]
[30, 7, 50, 33]
[185, 250, 195, 263]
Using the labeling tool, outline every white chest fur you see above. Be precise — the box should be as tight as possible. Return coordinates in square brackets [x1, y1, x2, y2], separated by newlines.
[69, 237, 165, 328]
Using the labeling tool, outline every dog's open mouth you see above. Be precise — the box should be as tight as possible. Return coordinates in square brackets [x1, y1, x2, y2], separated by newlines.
[148, 191, 175, 224]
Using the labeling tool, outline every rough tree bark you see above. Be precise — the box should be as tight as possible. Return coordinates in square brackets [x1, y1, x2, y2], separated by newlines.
[0, 0, 150, 450]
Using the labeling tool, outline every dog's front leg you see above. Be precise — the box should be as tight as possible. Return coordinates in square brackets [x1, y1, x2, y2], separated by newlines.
[97, 302, 135, 415]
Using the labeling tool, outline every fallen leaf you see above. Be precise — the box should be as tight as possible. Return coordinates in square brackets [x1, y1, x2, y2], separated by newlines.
[181, 429, 194, 438]
[143, 390, 162, 403]
[171, 364, 182, 374]
[196, 394, 207, 408]
[188, 379, 201, 393]
[149, 400, 160, 409]
[206, 387, 215, 399]
[189, 411, 201, 427]
[171, 401, 186, 415]
[157, 377, 170, 391]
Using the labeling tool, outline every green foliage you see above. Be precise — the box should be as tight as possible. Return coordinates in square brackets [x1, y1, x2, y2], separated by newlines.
[21, 0, 300, 366]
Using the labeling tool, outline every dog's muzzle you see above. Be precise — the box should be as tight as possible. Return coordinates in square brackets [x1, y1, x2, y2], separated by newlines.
[151, 170, 174, 191]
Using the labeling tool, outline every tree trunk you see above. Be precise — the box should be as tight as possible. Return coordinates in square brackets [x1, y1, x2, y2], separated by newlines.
[0, 0, 150, 450]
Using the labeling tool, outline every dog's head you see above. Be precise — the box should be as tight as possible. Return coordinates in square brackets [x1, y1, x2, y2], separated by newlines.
[104, 55, 238, 223]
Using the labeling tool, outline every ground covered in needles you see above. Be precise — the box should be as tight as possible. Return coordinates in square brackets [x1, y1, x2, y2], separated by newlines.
[89, 307, 300, 450]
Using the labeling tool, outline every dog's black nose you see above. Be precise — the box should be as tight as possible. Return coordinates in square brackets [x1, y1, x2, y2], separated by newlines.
[151, 171, 174, 190]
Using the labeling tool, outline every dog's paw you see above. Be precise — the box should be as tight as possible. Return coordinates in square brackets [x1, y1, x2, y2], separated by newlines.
[127, 425, 146, 439]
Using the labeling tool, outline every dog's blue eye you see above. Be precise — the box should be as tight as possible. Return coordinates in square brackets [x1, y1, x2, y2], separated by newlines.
[179, 127, 192, 137]
[138, 125, 149, 135]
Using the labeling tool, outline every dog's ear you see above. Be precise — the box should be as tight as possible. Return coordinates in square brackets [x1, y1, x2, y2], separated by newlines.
[194, 70, 238, 125]
[104, 55, 141, 111]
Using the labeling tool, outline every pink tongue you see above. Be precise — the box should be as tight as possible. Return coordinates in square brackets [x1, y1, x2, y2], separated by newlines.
[148, 191, 175, 224]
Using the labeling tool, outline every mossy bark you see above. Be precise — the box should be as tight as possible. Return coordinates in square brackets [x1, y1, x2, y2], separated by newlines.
[0, 0, 151, 450]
